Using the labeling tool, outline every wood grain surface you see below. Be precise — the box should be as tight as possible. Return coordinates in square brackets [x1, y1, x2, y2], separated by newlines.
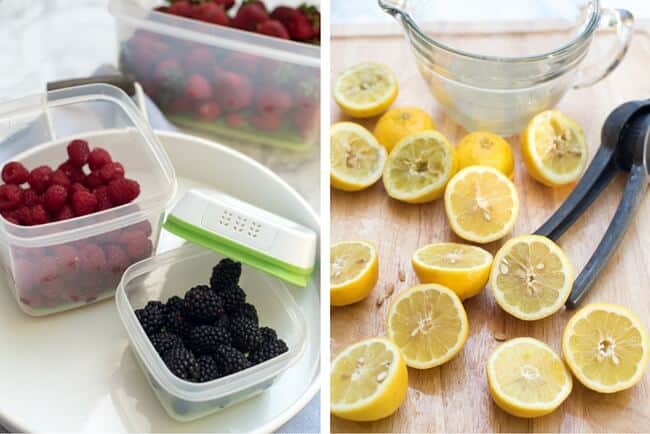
[330, 26, 650, 433]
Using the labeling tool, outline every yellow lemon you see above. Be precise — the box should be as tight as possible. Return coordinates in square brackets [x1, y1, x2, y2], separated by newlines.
[412, 242, 493, 300]
[330, 122, 387, 192]
[521, 110, 588, 187]
[444, 166, 519, 243]
[487, 337, 573, 418]
[386, 283, 469, 369]
[373, 106, 436, 152]
[334, 62, 398, 118]
[562, 303, 650, 393]
[331, 337, 408, 421]
[489, 235, 574, 321]
[330, 241, 379, 306]
[456, 131, 515, 177]
[383, 130, 456, 204]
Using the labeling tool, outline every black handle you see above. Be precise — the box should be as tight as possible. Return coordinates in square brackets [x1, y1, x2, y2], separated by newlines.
[535, 145, 618, 240]
[47, 74, 136, 97]
[566, 163, 648, 308]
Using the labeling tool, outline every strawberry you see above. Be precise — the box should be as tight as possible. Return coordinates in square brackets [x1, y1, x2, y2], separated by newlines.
[299, 4, 320, 38]
[214, 0, 235, 11]
[293, 106, 319, 138]
[250, 112, 282, 132]
[153, 58, 185, 94]
[154, 5, 170, 13]
[223, 52, 260, 75]
[183, 47, 217, 75]
[195, 101, 222, 121]
[193, 2, 229, 26]
[226, 113, 249, 128]
[216, 72, 253, 112]
[255, 87, 293, 116]
[257, 19, 289, 39]
[232, 2, 268, 31]
[168, 0, 193, 17]
[270, 6, 314, 41]
[185, 74, 213, 102]
[166, 95, 192, 114]
[126, 31, 169, 73]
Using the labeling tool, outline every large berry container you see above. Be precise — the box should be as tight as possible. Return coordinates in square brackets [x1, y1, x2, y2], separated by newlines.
[0, 84, 177, 316]
[115, 243, 307, 421]
[110, 0, 320, 151]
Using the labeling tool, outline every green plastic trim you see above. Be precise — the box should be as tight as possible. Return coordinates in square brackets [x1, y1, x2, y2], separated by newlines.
[164, 215, 313, 287]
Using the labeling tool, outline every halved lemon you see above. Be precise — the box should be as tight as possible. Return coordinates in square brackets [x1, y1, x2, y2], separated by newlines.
[456, 131, 515, 177]
[330, 337, 408, 421]
[382, 130, 456, 204]
[444, 166, 519, 243]
[562, 303, 650, 393]
[334, 62, 398, 118]
[330, 122, 387, 192]
[373, 106, 436, 152]
[386, 283, 469, 369]
[521, 110, 588, 187]
[330, 241, 379, 306]
[489, 235, 573, 321]
[412, 242, 493, 300]
[487, 337, 573, 418]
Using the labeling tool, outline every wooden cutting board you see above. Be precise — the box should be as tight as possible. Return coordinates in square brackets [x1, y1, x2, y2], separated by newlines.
[330, 24, 650, 433]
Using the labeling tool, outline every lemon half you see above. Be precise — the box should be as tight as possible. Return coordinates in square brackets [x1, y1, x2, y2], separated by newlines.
[330, 241, 379, 306]
[334, 62, 398, 118]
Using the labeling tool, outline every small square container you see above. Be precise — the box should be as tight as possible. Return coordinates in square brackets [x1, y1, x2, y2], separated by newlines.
[110, 0, 320, 151]
[0, 84, 177, 315]
[115, 243, 307, 421]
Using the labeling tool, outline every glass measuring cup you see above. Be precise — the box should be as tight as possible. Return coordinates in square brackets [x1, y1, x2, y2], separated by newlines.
[378, 0, 633, 135]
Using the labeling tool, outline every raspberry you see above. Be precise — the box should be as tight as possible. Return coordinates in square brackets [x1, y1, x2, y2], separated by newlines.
[99, 162, 125, 183]
[30, 204, 50, 225]
[36, 256, 59, 283]
[67, 139, 90, 167]
[14, 258, 34, 290]
[58, 161, 85, 183]
[105, 244, 130, 273]
[84, 171, 104, 189]
[14, 206, 32, 225]
[94, 186, 113, 211]
[27, 166, 53, 193]
[52, 245, 80, 274]
[0, 184, 24, 211]
[79, 243, 107, 274]
[71, 191, 98, 216]
[1, 211, 19, 224]
[87, 147, 112, 171]
[54, 205, 74, 221]
[23, 188, 41, 207]
[126, 236, 153, 261]
[132, 220, 153, 236]
[118, 229, 146, 245]
[43, 185, 68, 213]
[70, 182, 89, 194]
[108, 178, 140, 205]
[50, 170, 71, 190]
[2, 162, 29, 185]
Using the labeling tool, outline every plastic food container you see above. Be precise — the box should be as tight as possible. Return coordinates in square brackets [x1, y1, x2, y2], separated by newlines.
[0, 84, 176, 315]
[116, 243, 307, 421]
[110, 0, 320, 151]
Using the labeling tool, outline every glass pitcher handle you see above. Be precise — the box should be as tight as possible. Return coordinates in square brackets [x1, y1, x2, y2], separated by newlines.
[377, 0, 406, 18]
[573, 8, 634, 90]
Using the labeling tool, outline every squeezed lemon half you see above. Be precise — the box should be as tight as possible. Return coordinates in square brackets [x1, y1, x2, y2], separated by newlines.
[330, 240, 379, 306]
[334, 62, 398, 118]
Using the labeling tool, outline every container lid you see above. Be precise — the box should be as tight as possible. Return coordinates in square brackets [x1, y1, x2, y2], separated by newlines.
[163, 189, 317, 287]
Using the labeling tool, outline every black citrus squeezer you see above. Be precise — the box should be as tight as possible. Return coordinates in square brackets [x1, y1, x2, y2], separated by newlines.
[534, 100, 650, 308]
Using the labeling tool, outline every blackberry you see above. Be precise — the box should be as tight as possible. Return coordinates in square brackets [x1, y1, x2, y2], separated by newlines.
[221, 285, 246, 310]
[248, 338, 289, 365]
[214, 313, 230, 329]
[149, 332, 183, 356]
[210, 258, 241, 291]
[188, 325, 231, 355]
[164, 308, 193, 338]
[195, 355, 221, 382]
[228, 316, 263, 352]
[166, 295, 184, 312]
[182, 285, 224, 324]
[163, 347, 200, 381]
[227, 302, 259, 324]
[259, 326, 278, 343]
[213, 344, 251, 375]
[135, 301, 167, 336]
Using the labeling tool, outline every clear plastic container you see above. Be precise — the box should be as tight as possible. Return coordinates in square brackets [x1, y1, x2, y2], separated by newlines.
[110, 0, 320, 151]
[0, 84, 177, 315]
[115, 243, 307, 421]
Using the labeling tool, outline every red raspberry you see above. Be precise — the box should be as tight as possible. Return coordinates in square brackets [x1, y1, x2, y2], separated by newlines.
[126, 236, 153, 261]
[52, 245, 80, 274]
[14, 206, 32, 226]
[28, 166, 53, 193]
[71, 191, 98, 216]
[23, 188, 41, 207]
[132, 220, 153, 237]
[2, 162, 29, 185]
[84, 171, 104, 189]
[79, 243, 107, 274]
[94, 186, 113, 211]
[14, 258, 34, 290]
[1, 210, 19, 224]
[50, 170, 72, 189]
[66, 139, 90, 167]
[36, 256, 59, 283]
[70, 182, 89, 194]
[87, 148, 112, 171]
[42, 279, 64, 301]
[58, 161, 86, 183]
[105, 244, 130, 273]
[108, 178, 140, 206]
[30, 204, 50, 225]
[99, 162, 125, 183]
[54, 205, 74, 221]
[43, 185, 68, 213]
[0, 184, 24, 211]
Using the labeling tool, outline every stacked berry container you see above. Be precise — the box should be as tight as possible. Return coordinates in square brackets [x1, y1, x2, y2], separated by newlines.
[115, 244, 306, 421]
[110, 0, 320, 151]
[0, 84, 176, 315]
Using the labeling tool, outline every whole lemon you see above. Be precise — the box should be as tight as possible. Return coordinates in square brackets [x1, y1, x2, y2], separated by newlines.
[373, 107, 435, 152]
[455, 131, 515, 177]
